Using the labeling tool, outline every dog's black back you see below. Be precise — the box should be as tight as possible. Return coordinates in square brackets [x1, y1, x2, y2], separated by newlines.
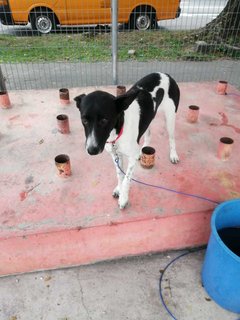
[128, 73, 180, 142]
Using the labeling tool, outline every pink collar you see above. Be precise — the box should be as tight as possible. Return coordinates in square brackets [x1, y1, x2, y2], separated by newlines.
[106, 126, 124, 144]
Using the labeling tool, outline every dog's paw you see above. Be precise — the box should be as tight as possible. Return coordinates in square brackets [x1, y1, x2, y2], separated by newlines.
[113, 191, 120, 199]
[118, 200, 128, 209]
[118, 195, 129, 209]
[170, 151, 180, 164]
[112, 186, 120, 199]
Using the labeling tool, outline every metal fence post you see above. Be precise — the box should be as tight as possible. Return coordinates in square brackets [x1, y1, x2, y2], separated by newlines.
[0, 66, 7, 92]
[111, 0, 118, 85]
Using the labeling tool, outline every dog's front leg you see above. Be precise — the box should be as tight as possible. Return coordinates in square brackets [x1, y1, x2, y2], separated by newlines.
[118, 156, 137, 209]
[111, 152, 124, 199]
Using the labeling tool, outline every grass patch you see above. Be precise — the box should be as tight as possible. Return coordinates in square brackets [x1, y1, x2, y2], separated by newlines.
[0, 30, 237, 63]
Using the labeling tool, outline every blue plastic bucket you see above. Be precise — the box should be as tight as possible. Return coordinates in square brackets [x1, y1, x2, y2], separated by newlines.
[202, 199, 240, 313]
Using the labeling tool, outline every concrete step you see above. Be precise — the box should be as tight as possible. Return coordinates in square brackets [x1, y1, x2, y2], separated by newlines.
[0, 82, 239, 276]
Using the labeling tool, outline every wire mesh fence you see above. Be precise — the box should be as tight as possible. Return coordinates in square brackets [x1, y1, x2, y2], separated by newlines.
[0, 0, 239, 90]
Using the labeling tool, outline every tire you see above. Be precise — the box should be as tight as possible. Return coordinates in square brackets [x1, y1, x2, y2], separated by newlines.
[129, 7, 157, 31]
[30, 9, 57, 34]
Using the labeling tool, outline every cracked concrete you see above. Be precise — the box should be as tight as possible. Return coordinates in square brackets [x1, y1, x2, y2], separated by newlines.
[0, 249, 239, 320]
[77, 275, 92, 320]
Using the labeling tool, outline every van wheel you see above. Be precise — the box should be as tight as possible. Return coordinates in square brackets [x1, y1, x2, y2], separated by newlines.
[129, 6, 157, 31]
[30, 9, 57, 34]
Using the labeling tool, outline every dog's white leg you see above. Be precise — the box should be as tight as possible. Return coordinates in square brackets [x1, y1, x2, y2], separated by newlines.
[143, 128, 151, 148]
[164, 102, 179, 164]
[139, 128, 151, 158]
[111, 153, 124, 198]
[118, 156, 137, 209]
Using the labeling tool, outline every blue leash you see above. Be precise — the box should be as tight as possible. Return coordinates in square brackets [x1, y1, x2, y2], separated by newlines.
[114, 157, 221, 319]
[159, 248, 205, 320]
[115, 158, 219, 205]
[114, 158, 221, 319]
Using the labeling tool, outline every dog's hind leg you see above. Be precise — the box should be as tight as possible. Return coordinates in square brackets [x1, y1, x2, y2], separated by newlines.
[164, 101, 179, 164]
[143, 128, 151, 148]
[139, 128, 151, 159]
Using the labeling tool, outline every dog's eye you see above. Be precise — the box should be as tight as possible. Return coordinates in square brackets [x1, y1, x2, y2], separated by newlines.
[99, 118, 108, 127]
[82, 118, 89, 126]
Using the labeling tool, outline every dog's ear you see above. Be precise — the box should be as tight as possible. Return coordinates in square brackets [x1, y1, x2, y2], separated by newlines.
[74, 94, 86, 110]
[115, 88, 140, 113]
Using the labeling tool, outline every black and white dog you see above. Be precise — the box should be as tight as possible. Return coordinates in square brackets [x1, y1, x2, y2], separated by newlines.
[74, 72, 180, 209]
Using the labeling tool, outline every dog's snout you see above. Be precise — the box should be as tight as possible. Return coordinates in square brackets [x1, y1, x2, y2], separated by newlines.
[85, 130, 103, 155]
[87, 146, 101, 155]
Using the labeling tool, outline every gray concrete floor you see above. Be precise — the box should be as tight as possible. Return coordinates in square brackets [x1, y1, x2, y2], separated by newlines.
[0, 249, 239, 320]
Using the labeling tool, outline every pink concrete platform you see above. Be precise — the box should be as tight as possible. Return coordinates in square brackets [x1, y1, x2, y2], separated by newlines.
[1, 82, 240, 276]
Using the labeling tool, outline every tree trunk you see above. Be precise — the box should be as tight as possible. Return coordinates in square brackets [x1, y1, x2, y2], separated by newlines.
[196, 0, 240, 43]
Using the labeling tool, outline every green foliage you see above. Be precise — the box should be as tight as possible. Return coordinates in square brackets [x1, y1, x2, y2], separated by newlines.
[0, 30, 238, 63]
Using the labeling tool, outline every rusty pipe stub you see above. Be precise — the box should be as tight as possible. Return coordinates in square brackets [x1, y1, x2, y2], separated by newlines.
[216, 81, 228, 95]
[0, 91, 11, 109]
[59, 88, 70, 104]
[56, 114, 70, 134]
[140, 146, 156, 169]
[55, 154, 71, 177]
[116, 85, 126, 96]
[217, 137, 234, 161]
[187, 105, 200, 123]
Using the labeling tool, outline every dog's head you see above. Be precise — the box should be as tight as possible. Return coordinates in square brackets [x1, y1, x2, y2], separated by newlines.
[74, 89, 139, 155]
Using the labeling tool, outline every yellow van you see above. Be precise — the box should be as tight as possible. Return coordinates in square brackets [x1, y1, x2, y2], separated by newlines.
[0, 0, 181, 34]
